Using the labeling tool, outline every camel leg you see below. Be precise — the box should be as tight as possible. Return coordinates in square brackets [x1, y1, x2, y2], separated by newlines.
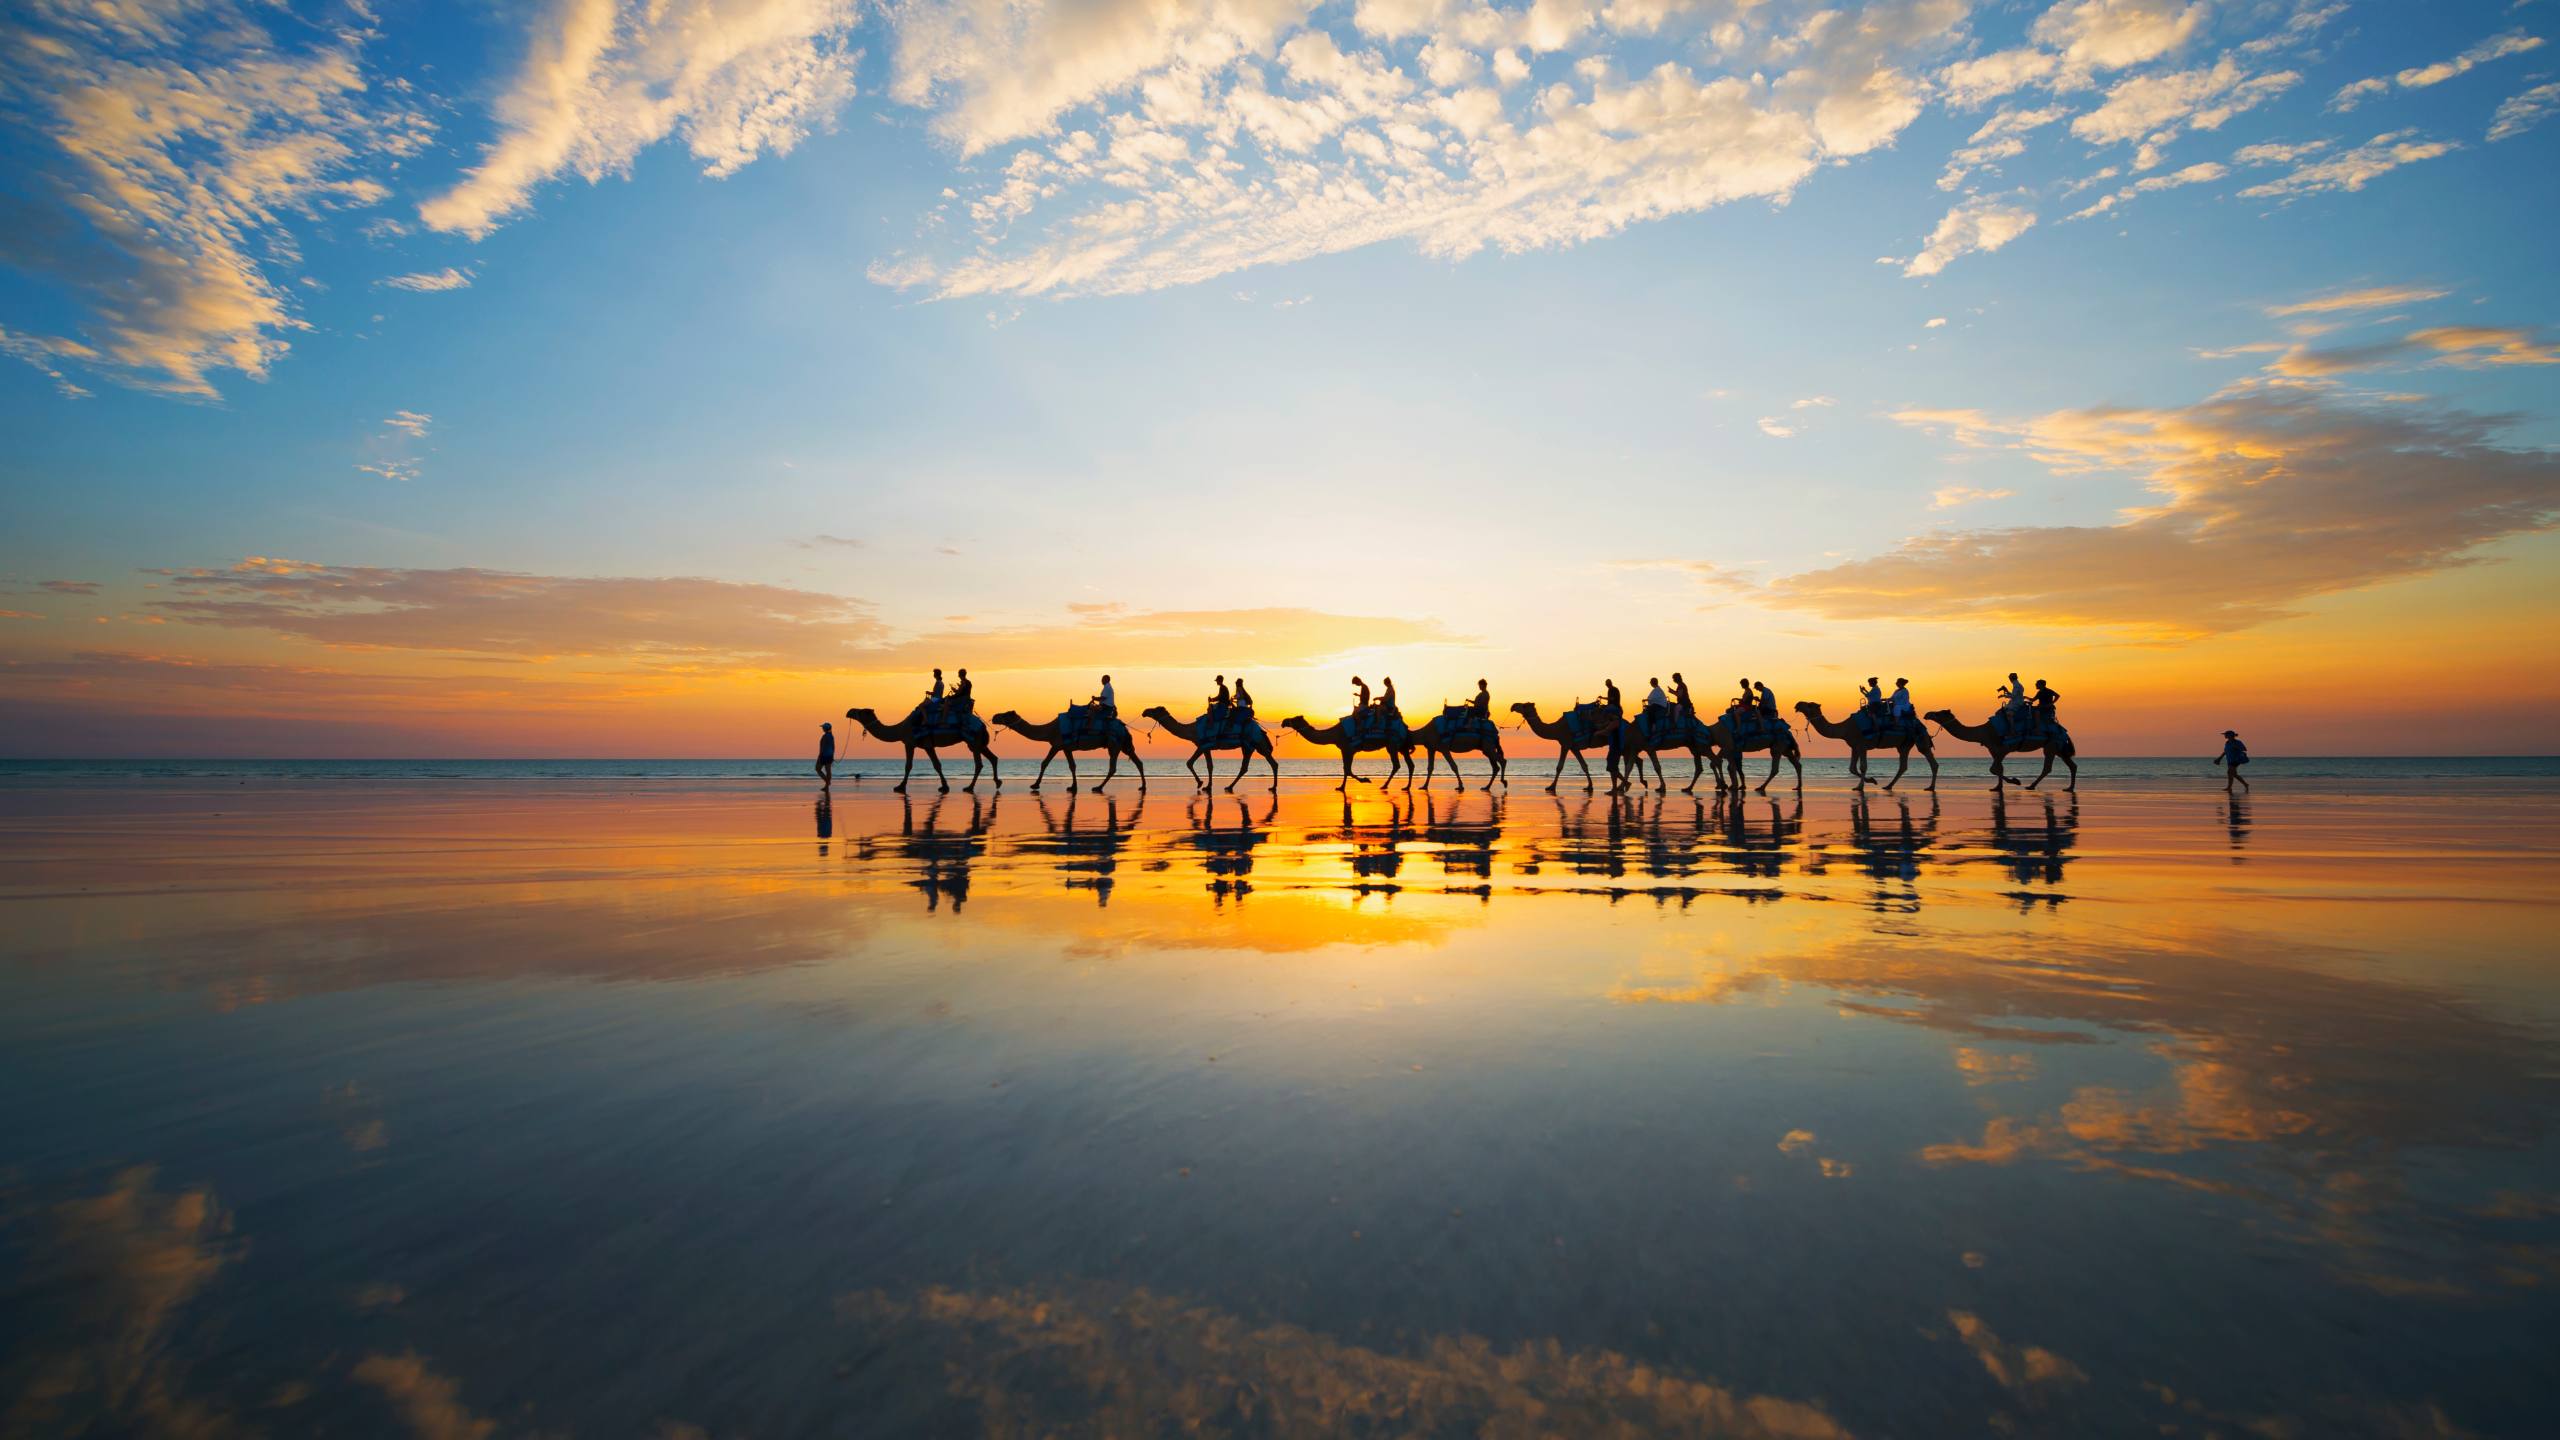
[1882, 746, 1910, 791]
[2025, 750, 2055, 790]
[2060, 753, 2077, 792]
[924, 745, 950, 794]
[1921, 744, 1938, 792]
[1031, 750, 1055, 791]
[962, 746, 983, 793]
[978, 741, 1004, 790]
[1575, 748, 1595, 793]
[1338, 750, 1356, 790]
[1648, 749, 1667, 792]
[895, 743, 916, 794]
[1754, 747, 1775, 795]
[1400, 749, 1415, 790]
[1129, 747, 1147, 791]
[1261, 744, 1280, 791]
[1185, 749, 1203, 788]
[1064, 751, 1082, 789]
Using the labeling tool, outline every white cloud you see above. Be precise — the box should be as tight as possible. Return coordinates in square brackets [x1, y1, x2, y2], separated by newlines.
[2064, 160, 2226, 221]
[2332, 28, 2545, 110]
[1931, 484, 2012, 508]
[2488, 81, 2560, 143]
[0, 1, 431, 395]
[1758, 416, 1796, 437]
[377, 268, 474, 293]
[1903, 196, 2037, 278]
[1924, 315, 1948, 328]
[383, 410, 433, 438]
[1791, 394, 1838, 409]
[1938, 0, 2211, 106]
[1939, 104, 2066, 190]
[2071, 55, 2299, 155]
[2267, 284, 2448, 317]
[2238, 130, 2457, 198]
[420, 0, 863, 238]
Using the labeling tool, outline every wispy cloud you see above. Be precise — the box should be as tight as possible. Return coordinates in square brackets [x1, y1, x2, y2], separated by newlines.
[377, 268, 474, 293]
[2237, 130, 2458, 198]
[2270, 324, 2560, 378]
[2329, 28, 2544, 111]
[1770, 392, 2560, 635]
[383, 410, 433, 438]
[1757, 417, 1798, 438]
[1904, 196, 2037, 278]
[0, 1, 431, 395]
[2487, 80, 2560, 143]
[2267, 284, 2448, 317]
[1930, 484, 2012, 509]
[419, 0, 864, 239]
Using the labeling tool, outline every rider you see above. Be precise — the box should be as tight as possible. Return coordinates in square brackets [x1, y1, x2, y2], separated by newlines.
[1671, 672, 1694, 719]
[950, 667, 974, 718]
[1996, 672, 2027, 737]
[1603, 678, 1624, 717]
[1644, 676, 1671, 728]
[1211, 674, 1230, 712]
[1755, 679, 1778, 720]
[1890, 677, 1916, 727]
[1352, 675, 1372, 714]
[1379, 675, 1399, 717]
[1859, 676, 1885, 716]
[1233, 676, 1254, 714]
[1092, 674, 1116, 718]
[1471, 678, 1492, 719]
[2032, 679, 2060, 733]
[925, 667, 947, 722]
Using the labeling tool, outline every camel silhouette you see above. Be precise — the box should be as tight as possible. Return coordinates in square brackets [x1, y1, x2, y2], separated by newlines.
[1695, 709, 1803, 794]
[1407, 705, 1509, 790]
[1927, 708, 2078, 792]
[843, 702, 1001, 794]
[1507, 701, 1624, 793]
[993, 708, 1147, 793]
[1280, 713, 1417, 790]
[1605, 709, 1727, 795]
[1143, 705, 1280, 792]
[1796, 701, 1937, 792]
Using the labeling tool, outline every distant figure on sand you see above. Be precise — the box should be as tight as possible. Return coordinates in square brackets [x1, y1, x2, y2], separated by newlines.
[816, 721, 835, 789]
[2218, 730, 2251, 791]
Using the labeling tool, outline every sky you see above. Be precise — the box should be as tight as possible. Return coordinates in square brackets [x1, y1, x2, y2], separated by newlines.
[1, 0, 2556, 758]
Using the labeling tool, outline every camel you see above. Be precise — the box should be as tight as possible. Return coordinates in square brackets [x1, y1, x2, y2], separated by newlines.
[1605, 708, 1727, 795]
[1280, 712, 1417, 789]
[1796, 701, 1937, 791]
[992, 707, 1147, 792]
[1926, 709, 2078, 791]
[1508, 701, 1624, 793]
[1143, 705, 1280, 792]
[1699, 708, 1803, 794]
[843, 702, 1001, 794]
[1408, 705, 1509, 790]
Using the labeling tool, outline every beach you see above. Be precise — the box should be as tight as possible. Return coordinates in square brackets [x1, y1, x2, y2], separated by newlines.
[3, 763, 2556, 1436]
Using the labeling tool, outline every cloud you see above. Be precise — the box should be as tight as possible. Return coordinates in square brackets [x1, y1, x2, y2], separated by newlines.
[2488, 80, 2560, 143]
[2266, 284, 2448, 317]
[1767, 391, 2560, 635]
[1757, 416, 1797, 437]
[352, 1352, 498, 1440]
[1946, 1311, 2088, 1396]
[1924, 315, 1947, 328]
[875, 2, 1982, 300]
[147, 558, 889, 670]
[801, 533, 863, 548]
[39, 579, 101, 595]
[2331, 27, 2545, 110]
[2064, 159, 2225, 220]
[2070, 54, 2299, 159]
[419, 0, 863, 239]
[1930, 484, 2012, 508]
[1938, 0, 2212, 106]
[1791, 395, 1837, 409]
[0, 1, 432, 395]
[2269, 324, 2560, 378]
[2237, 129, 2458, 197]
[1938, 104, 2066, 190]
[357, 461, 421, 483]
[383, 410, 433, 438]
[1903, 195, 2037, 277]
[377, 267, 473, 292]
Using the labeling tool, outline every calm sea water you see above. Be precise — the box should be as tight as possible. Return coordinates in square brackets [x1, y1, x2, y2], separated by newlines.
[3, 769, 2556, 1436]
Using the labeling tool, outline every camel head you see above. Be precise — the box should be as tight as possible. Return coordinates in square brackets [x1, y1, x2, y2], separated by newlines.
[1508, 701, 1539, 719]
[843, 706, 886, 736]
[1923, 708, 1957, 727]
[1140, 705, 1176, 725]
[990, 709, 1029, 732]
[1279, 715, 1319, 738]
[1793, 700, 1823, 718]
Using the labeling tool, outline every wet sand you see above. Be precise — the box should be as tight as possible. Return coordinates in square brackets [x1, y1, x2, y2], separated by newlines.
[3, 773, 2556, 1436]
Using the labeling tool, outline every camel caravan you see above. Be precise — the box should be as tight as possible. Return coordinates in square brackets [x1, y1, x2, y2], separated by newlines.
[840, 667, 2077, 795]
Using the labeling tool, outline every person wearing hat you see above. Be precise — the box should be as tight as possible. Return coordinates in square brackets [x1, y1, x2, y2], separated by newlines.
[816, 721, 836, 790]
[1858, 675, 1885, 717]
[1889, 677, 1916, 728]
[2216, 730, 2251, 791]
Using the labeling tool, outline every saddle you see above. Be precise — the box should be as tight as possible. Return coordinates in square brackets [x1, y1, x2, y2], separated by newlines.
[1060, 703, 1115, 745]
[1853, 709, 1919, 744]
[1563, 701, 1617, 746]
[1347, 706, 1408, 746]
[906, 701, 985, 744]
[1727, 709, 1782, 746]
[1436, 704, 1493, 745]
[1199, 705, 1254, 746]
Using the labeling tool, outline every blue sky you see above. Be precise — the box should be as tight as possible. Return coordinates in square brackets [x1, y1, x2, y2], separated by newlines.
[2, 0, 2556, 754]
